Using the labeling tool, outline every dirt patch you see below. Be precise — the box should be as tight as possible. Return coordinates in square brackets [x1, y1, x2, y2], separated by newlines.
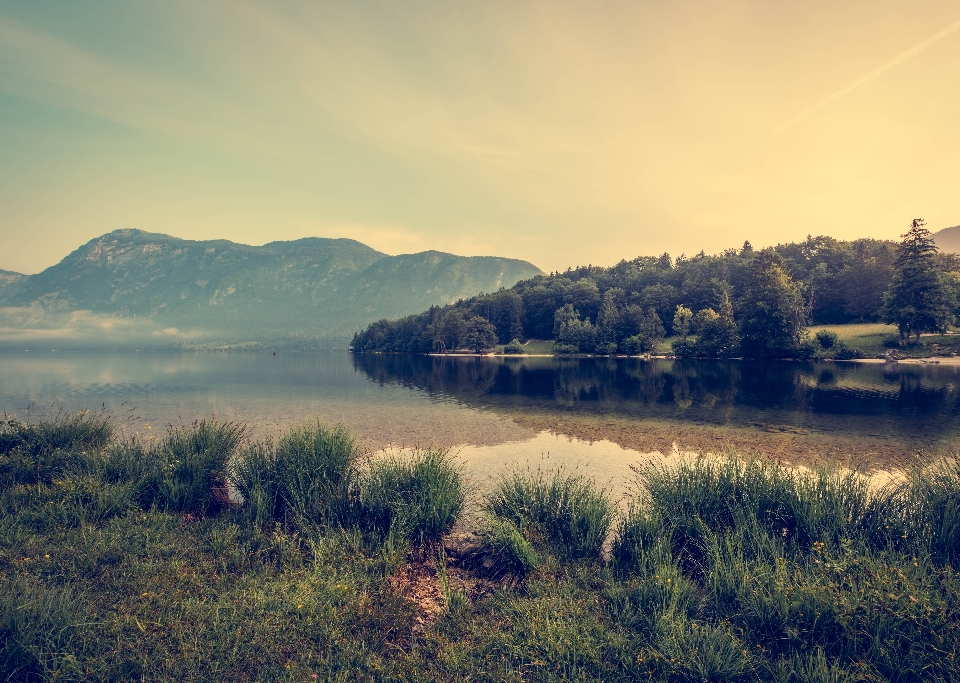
[387, 558, 446, 632]
[389, 535, 500, 631]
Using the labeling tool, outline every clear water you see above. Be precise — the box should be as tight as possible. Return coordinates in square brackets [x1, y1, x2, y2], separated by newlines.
[353, 354, 960, 447]
[1, 351, 957, 479]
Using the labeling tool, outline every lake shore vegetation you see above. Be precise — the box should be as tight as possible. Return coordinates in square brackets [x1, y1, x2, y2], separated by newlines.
[3, 413, 959, 681]
[353, 222, 960, 360]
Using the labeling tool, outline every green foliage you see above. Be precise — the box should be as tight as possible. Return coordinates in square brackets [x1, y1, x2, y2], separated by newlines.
[502, 338, 525, 354]
[673, 305, 693, 344]
[231, 422, 358, 529]
[486, 469, 613, 560]
[473, 515, 540, 580]
[553, 303, 597, 353]
[596, 289, 621, 353]
[739, 249, 808, 358]
[361, 449, 465, 546]
[882, 219, 956, 341]
[815, 329, 839, 350]
[0, 577, 81, 682]
[355, 234, 902, 355]
[623, 308, 666, 354]
[462, 315, 498, 352]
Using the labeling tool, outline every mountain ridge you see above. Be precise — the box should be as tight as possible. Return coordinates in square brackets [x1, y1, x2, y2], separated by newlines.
[933, 225, 960, 254]
[0, 229, 543, 347]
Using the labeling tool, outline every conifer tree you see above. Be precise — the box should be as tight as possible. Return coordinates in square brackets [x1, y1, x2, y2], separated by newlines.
[881, 219, 955, 342]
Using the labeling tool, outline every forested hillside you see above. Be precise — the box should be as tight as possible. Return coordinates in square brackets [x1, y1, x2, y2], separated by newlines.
[353, 230, 960, 358]
[0, 229, 542, 348]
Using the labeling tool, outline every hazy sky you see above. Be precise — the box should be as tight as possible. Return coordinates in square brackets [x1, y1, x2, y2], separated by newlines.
[1, 1, 959, 275]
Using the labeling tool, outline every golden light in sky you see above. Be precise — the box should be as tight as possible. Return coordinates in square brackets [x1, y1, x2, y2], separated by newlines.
[1, 1, 958, 274]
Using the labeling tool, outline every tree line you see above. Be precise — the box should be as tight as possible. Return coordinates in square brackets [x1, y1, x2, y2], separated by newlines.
[352, 221, 960, 358]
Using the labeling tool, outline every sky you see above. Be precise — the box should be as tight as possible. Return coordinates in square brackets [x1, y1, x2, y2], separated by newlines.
[1, 0, 959, 275]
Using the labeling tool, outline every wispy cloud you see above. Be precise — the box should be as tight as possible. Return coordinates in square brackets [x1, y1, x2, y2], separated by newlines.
[777, 16, 960, 132]
[0, 12, 303, 162]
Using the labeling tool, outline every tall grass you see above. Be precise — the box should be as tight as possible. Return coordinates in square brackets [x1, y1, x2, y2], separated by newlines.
[142, 420, 244, 515]
[0, 577, 81, 682]
[627, 456, 883, 568]
[231, 422, 359, 529]
[3, 414, 959, 681]
[0, 411, 113, 489]
[361, 448, 465, 546]
[887, 457, 960, 565]
[612, 455, 960, 682]
[486, 469, 613, 561]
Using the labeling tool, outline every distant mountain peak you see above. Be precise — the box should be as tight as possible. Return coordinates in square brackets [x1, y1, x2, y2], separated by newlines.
[933, 225, 960, 253]
[0, 230, 543, 347]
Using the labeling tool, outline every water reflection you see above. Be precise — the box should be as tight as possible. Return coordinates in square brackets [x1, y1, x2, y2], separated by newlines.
[353, 355, 960, 446]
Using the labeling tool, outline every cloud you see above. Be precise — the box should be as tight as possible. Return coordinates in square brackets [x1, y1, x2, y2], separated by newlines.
[777, 16, 960, 132]
[0, 307, 204, 344]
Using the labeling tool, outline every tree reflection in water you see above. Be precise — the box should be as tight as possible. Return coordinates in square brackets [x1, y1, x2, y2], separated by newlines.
[352, 354, 960, 447]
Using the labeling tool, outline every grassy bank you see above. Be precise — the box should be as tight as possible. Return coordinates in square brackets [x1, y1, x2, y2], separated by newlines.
[2, 413, 959, 682]
[807, 323, 960, 359]
[501, 324, 959, 359]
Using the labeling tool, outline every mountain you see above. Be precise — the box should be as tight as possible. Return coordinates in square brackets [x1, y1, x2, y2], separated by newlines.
[0, 270, 24, 302]
[933, 225, 960, 253]
[0, 229, 543, 347]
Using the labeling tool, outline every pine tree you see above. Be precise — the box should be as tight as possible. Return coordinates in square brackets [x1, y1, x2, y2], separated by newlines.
[881, 219, 956, 342]
[596, 290, 620, 354]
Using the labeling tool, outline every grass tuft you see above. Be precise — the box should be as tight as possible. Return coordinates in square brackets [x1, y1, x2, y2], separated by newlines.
[361, 448, 465, 546]
[472, 515, 539, 580]
[0, 411, 113, 490]
[144, 420, 244, 515]
[231, 422, 359, 529]
[486, 468, 613, 561]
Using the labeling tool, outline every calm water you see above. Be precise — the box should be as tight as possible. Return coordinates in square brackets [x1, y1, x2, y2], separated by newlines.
[353, 354, 960, 445]
[1, 351, 958, 482]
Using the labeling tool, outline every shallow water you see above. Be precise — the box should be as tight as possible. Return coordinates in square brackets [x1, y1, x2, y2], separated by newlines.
[1, 351, 957, 478]
[354, 354, 960, 448]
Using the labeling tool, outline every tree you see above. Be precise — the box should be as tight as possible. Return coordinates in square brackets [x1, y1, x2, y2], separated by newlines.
[673, 305, 693, 344]
[565, 278, 601, 323]
[841, 239, 895, 322]
[462, 316, 498, 352]
[696, 292, 739, 357]
[881, 219, 956, 343]
[624, 307, 665, 354]
[637, 283, 679, 334]
[738, 249, 807, 357]
[429, 310, 466, 352]
[596, 290, 621, 354]
[553, 304, 597, 353]
[486, 290, 524, 343]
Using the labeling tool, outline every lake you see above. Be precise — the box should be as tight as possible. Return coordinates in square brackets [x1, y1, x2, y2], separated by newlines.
[2, 351, 957, 486]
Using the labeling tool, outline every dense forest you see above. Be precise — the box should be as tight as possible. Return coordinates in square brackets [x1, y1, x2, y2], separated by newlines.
[352, 225, 960, 358]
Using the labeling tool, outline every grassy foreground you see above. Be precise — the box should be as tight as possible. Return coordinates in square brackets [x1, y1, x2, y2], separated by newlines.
[2, 413, 959, 682]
